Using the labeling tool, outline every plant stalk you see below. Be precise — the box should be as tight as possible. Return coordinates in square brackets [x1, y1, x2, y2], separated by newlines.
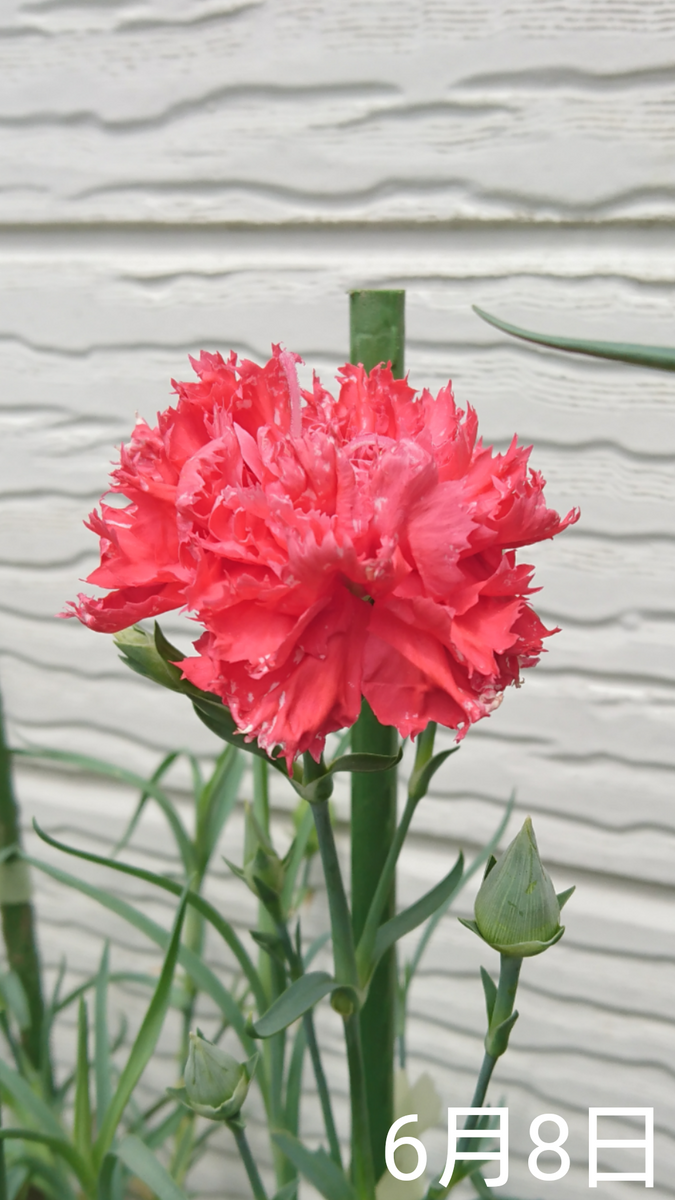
[350, 290, 404, 1181]
[0, 689, 49, 1087]
[344, 1011, 376, 1200]
[230, 1121, 270, 1200]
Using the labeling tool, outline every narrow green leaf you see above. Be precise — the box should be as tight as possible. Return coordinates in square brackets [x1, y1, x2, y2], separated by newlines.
[473, 306, 675, 373]
[326, 751, 403, 776]
[30, 824, 266, 1014]
[480, 967, 497, 1024]
[373, 854, 464, 967]
[116, 1134, 189, 1200]
[24, 854, 254, 1058]
[250, 930, 287, 970]
[557, 886, 575, 910]
[111, 751, 180, 858]
[408, 747, 459, 803]
[198, 747, 244, 871]
[14, 749, 195, 874]
[405, 792, 515, 987]
[94, 887, 190, 1164]
[73, 999, 92, 1165]
[253, 973, 336, 1039]
[272, 1132, 355, 1200]
[94, 944, 112, 1132]
[0, 1130, 94, 1193]
[7, 1154, 77, 1200]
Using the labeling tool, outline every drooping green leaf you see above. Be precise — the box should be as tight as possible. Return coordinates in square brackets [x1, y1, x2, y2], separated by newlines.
[15, 749, 195, 874]
[253, 973, 337, 1039]
[115, 1135, 189, 1200]
[372, 854, 464, 967]
[111, 751, 180, 859]
[73, 999, 92, 1165]
[272, 1132, 355, 1200]
[94, 887, 190, 1164]
[326, 751, 403, 776]
[30, 824, 266, 1014]
[24, 854, 255, 1057]
[405, 792, 515, 986]
[408, 747, 459, 803]
[0, 1130, 94, 1193]
[473, 306, 675, 373]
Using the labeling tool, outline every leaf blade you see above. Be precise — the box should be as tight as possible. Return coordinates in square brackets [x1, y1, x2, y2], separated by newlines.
[373, 854, 464, 967]
[473, 306, 675, 372]
[253, 973, 336, 1039]
[272, 1132, 355, 1200]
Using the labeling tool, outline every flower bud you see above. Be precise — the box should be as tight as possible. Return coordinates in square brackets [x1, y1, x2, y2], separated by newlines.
[461, 818, 572, 957]
[183, 1031, 256, 1120]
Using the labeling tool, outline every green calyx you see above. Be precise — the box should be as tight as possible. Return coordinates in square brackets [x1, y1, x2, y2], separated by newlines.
[175, 1030, 258, 1121]
[461, 817, 572, 958]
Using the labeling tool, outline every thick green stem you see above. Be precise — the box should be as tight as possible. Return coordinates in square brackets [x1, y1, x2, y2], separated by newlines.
[344, 1012, 376, 1200]
[355, 790, 417, 982]
[350, 699, 398, 1180]
[230, 1121, 270, 1200]
[0, 691, 48, 1086]
[350, 290, 404, 1182]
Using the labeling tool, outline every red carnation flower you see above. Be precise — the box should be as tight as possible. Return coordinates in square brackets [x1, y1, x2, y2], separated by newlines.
[66, 347, 578, 766]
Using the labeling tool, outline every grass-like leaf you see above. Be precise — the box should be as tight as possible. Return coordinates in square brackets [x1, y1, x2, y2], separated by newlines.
[24, 853, 256, 1059]
[30, 824, 266, 1014]
[0, 1129, 94, 1194]
[373, 854, 464, 967]
[473, 306, 675, 372]
[94, 944, 112, 1134]
[115, 1134, 189, 1200]
[73, 999, 92, 1167]
[14, 748, 195, 874]
[272, 1132, 355, 1200]
[93, 887, 190, 1164]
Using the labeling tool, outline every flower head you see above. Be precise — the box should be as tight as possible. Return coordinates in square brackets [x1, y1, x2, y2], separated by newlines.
[66, 347, 578, 766]
[182, 1031, 255, 1121]
[462, 817, 572, 957]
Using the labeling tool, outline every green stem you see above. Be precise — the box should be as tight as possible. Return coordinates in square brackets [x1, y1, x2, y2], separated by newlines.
[253, 759, 290, 1188]
[457, 956, 522, 1159]
[348, 291, 404, 1181]
[0, 690, 49, 1088]
[311, 798, 358, 987]
[274, 916, 342, 1168]
[304, 1012, 343, 1169]
[230, 1122, 270, 1200]
[344, 1012, 376, 1200]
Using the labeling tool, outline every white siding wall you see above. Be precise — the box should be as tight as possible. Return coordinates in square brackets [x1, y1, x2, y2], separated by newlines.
[2, 3, 675, 1197]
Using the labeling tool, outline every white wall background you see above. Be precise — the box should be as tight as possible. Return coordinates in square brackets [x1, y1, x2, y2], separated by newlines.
[2, 1, 675, 1197]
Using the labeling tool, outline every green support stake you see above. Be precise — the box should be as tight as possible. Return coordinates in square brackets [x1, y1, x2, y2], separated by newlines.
[349, 289, 404, 1181]
[0, 688, 49, 1086]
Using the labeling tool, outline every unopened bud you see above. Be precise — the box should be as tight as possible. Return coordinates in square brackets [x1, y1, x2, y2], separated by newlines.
[183, 1031, 256, 1121]
[461, 818, 572, 957]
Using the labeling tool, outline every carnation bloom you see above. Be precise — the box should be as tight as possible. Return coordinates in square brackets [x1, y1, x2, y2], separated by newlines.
[66, 346, 578, 766]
